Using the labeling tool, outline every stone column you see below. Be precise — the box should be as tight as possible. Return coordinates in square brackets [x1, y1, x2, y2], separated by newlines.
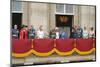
[79, 6, 90, 28]
[89, 6, 96, 29]
[49, 4, 56, 30]
[22, 2, 29, 26]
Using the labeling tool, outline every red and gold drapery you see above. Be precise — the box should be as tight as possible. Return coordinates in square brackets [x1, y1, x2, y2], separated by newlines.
[12, 38, 96, 58]
[75, 38, 95, 55]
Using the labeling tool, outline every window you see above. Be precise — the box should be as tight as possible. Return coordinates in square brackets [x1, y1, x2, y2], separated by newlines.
[56, 4, 64, 13]
[12, 1, 22, 12]
[65, 4, 73, 13]
[56, 4, 74, 14]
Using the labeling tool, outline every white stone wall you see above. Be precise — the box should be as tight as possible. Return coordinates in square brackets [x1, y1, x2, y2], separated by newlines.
[29, 3, 49, 31]
[22, 2, 50, 35]
[79, 6, 96, 29]
[22, 2, 96, 32]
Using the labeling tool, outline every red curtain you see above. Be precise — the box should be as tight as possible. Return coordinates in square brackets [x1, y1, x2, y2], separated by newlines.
[55, 39, 74, 52]
[33, 39, 54, 53]
[12, 38, 95, 57]
[76, 38, 93, 51]
[12, 39, 32, 53]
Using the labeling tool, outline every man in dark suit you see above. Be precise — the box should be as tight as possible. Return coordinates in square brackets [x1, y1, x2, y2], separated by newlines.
[12, 24, 19, 39]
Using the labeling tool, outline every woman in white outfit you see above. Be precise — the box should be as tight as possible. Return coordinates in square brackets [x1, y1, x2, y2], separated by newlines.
[89, 27, 95, 38]
[82, 27, 89, 38]
[55, 27, 60, 39]
[37, 25, 45, 38]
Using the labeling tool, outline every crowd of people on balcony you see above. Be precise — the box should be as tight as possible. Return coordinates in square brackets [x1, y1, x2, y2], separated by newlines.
[12, 24, 95, 39]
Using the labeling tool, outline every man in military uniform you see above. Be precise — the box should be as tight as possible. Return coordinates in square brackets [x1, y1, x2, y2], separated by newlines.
[28, 25, 36, 39]
[76, 25, 83, 38]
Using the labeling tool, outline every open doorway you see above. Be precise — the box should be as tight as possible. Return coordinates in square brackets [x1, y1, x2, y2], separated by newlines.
[56, 14, 73, 37]
[12, 13, 22, 30]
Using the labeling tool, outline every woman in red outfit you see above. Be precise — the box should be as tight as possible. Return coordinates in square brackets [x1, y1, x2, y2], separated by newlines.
[19, 25, 28, 39]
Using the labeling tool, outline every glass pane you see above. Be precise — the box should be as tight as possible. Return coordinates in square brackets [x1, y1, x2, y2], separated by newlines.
[12, 1, 22, 12]
[56, 4, 64, 13]
[65, 5, 73, 13]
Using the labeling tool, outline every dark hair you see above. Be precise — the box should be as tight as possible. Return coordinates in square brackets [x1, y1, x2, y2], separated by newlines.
[21, 25, 28, 28]
[91, 27, 94, 30]
[25, 25, 28, 27]
[84, 27, 86, 29]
